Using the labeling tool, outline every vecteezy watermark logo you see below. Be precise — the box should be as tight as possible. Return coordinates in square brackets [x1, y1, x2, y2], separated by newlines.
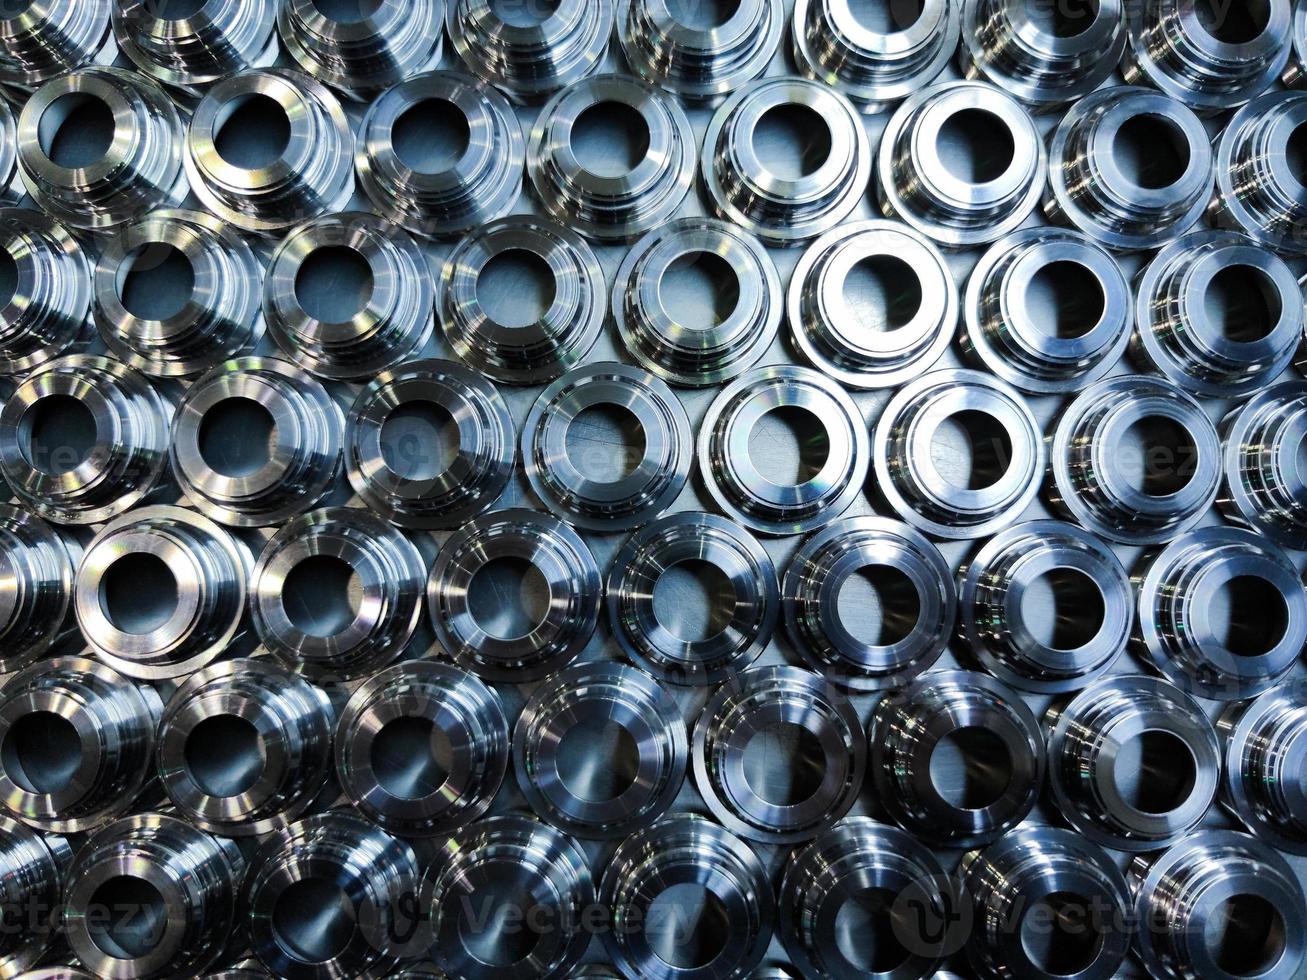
[890, 874, 973, 960]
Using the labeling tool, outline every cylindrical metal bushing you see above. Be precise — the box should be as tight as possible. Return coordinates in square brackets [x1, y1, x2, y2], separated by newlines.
[0, 505, 78, 675]
[0, 816, 69, 977]
[868, 670, 1044, 847]
[1212, 91, 1307, 254]
[1220, 682, 1307, 854]
[1289, 0, 1307, 86]
[0, 208, 90, 376]
[0, 0, 115, 99]
[1219, 381, 1307, 549]
[0, 101, 20, 204]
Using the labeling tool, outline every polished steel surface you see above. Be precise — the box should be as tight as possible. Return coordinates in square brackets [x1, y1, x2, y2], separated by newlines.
[0, 815, 68, 978]
[0, 207, 90, 376]
[0, 504, 77, 675]
[0, 0, 116, 99]
[1220, 380, 1307, 548]
[1221, 681, 1307, 854]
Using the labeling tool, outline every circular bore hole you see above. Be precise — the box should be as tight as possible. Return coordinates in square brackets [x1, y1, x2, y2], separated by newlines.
[295, 246, 374, 323]
[555, 716, 640, 802]
[564, 403, 647, 483]
[928, 726, 1013, 810]
[1019, 567, 1106, 650]
[118, 243, 195, 321]
[571, 100, 651, 178]
[144, 0, 207, 17]
[370, 715, 452, 800]
[38, 93, 114, 169]
[647, 883, 730, 970]
[847, 0, 925, 32]
[380, 401, 460, 481]
[835, 888, 910, 973]
[742, 722, 826, 806]
[457, 867, 542, 967]
[310, 0, 381, 22]
[0, 249, 17, 307]
[1113, 729, 1197, 814]
[1211, 575, 1289, 657]
[1026, 260, 1105, 340]
[844, 254, 922, 333]
[937, 109, 1015, 184]
[666, 0, 740, 27]
[652, 558, 736, 642]
[467, 556, 551, 640]
[1020, 892, 1104, 976]
[748, 405, 831, 486]
[19, 394, 97, 476]
[930, 410, 1014, 491]
[476, 248, 556, 328]
[282, 555, 362, 639]
[392, 98, 470, 174]
[197, 396, 277, 480]
[752, 103, 833, 180]
[184, 714, 265, 798]
[272, 878, 356, 964]
[658, 251, 741, 330]
[1196, 0, 1269, 42]
[1204, 894, 1288, 977]
[836, 564, 922, 647]
[1287, 123, 1307, 186]
[214, 94, 291, 171]
[87, 876, 167, 960]
[1117, 415, 1199, 497]
[0, 711, 80, 795]
[1024, 0, 1099, 36]
[100, 553, 178, 635]
[489, 0, 560, 26]
[1203, 264, 1282, 343]
[1114, 114, 1190, 190]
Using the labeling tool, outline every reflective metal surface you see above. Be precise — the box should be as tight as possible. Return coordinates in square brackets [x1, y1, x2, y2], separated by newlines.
[0, 0, 116, 99]
[1220, 380, 1307, 548]
[0, 815, 68, 977]
[0, 207, 90, 376]
[1221, 682, 1307, 854]
[0, 504, 77, 675]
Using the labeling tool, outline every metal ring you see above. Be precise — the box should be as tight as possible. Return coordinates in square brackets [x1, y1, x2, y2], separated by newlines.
[0, 816, 69, 977]
[63, 813, 244, 980]
[960, 227, 1131, 394]
[0, 0, 116, 98]
[1211, 91, 1307, 254]
[335, 661, 508, 838]
[356, 70, 523, 241]
[426, 507, 601, 683]
[0, 656, 161, 833]
[1045, 86, 1214, 251]
[1219, 381, 1307, 549]
[158, 658, 336, 837]
[1045, 674, 1220, 851]
[607, 511, 778, 686]
[437, 215, 605, 384]
[0, 505, 78, 676]
[703, 77, 871, 247]
[1220, 681, 1307, 855]
[171, 355, 343, 528]
[957, 519, 1131, 694]
[1047, 375, 1221, 545]
[0, 101, 18, 204]
[599, 814, 773, 980]
[693, 665, 865, 844]
[75, 504, 251, 681]
[513, 661, 687, 839]
[522, 362, 692, 531]
[0, 208, 90, 377]
[95, 209, 264, 378]
[185, 68, 353, 237]
[789, 219, 956, 389]
[700, 364, 869, 536]
[878, 80, 1044, 247]
[869, 670, 1044, 848]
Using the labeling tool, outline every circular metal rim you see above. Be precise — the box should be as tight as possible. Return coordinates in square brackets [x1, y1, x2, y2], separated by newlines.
[0, 815, 68, 978]
[1219, 380, 1307, 550]
[113, 0, 279, 93]
[1214, 89, 1307, 255]
[0, 503, 77, 676]
[1220, 681, 1307, 855]
[0, 206, 91, 378]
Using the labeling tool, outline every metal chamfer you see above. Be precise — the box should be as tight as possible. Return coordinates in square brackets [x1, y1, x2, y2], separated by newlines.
[0, 0, 116, 97]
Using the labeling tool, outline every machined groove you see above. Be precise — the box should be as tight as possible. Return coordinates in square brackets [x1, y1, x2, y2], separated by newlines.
[0, 0, 116, 98]
[0, 817, 68, 978]
[1220, 682, 1307, 855]
[0, 208, 90, 376]
[1219, 381, 1307, 549]
[0, 505, 77, 675]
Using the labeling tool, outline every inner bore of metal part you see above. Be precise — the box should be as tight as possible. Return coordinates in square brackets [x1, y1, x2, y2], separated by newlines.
[184, 714, 266, 798]
[282, 554, 363, 638]
[652, 558, 736, 642]
[555, 716, 640, 801]
[844, 255, 921, 333]
[1115, 415, 1198, 497]
[837, 564, 921, 646]
[87, 875, 168, 959]
[659, 251, 740, 330]
[1210, 574, 1289, 657]
[564, 403, 646, 483]
[1204, 264, 1282, 343]
[18, 393, 97, 476]
[742, 722, 825, 805]
[490, 0, 560, 27]
[846, 0, 925, 32]
[370, 715, 452, 799]
[1020, 892, 1104, 975]
[100, 552, 179, 635]
[0, 248, 16, 307]
[646, 882, 731, 970]
[1113, 114, 1190, 190]
[310, 0, 382, 23]
[197, 396, 277, 479]
[296, 245, 374, 323]
[214, 94, 291, 171]
[936, 109, 1014, 185]
[475, 248, 556, 327]
[666, 0, 741, 29]
[1019, 567, 1105, 650]
[0, 710, 80, 794]
[392, 98, 470, 174]
[930, 410, 1013, 491]
[1026, 260, 1104, 340]
[1203, 893, 1288, 976]
[748, 405, 830, 486]
[38, 93, 114, 169]
[457, 869, 542, 966]
[1287, 123, 1307, 185]
[928, 726, 1013, 810]
[118, 243, 196, 321]
[752, 103, 833, 180]
[466, 555, 551, 640]
[1023, 0, 1099, 35]
[272, 878, 356, 964]
[380, 400, 460, 481]
[571, 100, 651, 178]
[1194, 0, 1270, 42]
[1112, 729, 1197, 814]
[144, 0, 207, 18]
[835, 888, 911, 973]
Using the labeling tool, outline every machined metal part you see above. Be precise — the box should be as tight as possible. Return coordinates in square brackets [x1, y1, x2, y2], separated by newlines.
[0, 354, 170, 526]
[522, 362, 692, 531]
[277, 0, 443, 100]
[0, 101, 18, 204]
[959, 827, 1132, 980]
[157, 658, 336, 837]
[63, 813, 244, 979]
[600, 813, 774, 980]
[0, 208, 90, 376]
[0, 816, 69, 978]
[1131, 830, 1307, 980]
[1046, 375, 1222, 545]
[263, 212, 432, 381]
[617, 0, 783, 104]
[75, 504, 250, 681]
[345, 358, 514, 530]
[700, 364, 869, 536]
[356, 70, 523, 240]
[868, 670, 1044, 848]
[0, 0, 116, 99]
[878, 80, 1044, 247]
[1045, 86, 1214, 251]
[1220, 381, 1307, 549]
[0, 505, 77, 675]
[789, 220, 955, 388]
[335, 661, 508, 837]
[961, 227, 1131, 394]
[185, 68, 353, 237]
[171, 356, 343, 527]
[1220, 682, 1307, 855]
[784, 516, 955, 691]
[0, 656, 161, 833]
[94, 209, 264, 378]
[426, 507, 601, 682]
[1045, 674, 1220, 851]
[437, 215, 605, 384]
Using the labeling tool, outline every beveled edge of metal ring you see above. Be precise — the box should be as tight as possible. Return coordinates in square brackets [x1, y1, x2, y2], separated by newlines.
[0, 206, 91, 377]
[1219, 679, 1307, 855]
[0, 814, 69, 977]
[1213, 90, 1307, 256]
[0, 0, 116, 94]
[114, 0, 279, 94]
[0, 503, 78, 676]
[1218, 380, 1307, 550]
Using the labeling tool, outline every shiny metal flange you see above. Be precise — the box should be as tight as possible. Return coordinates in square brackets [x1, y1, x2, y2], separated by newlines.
[0, 354, 170, 526]
[607, 511, 778, 686]
[693, 665, 865, 844]
[872, 368, 1043, 540]
[158, 658, 335, 837]
[0, 102, 18, 204]
[599, 814, 773, 980]
[1219, 381, 1307, 549]
[0, 656, 161, 833]
[94, 209, 264, 378]
[700, 364, 869, 536]
[437, 215, 604, 384]
[75, 505, 250, 681]
[1131, 831, 1307, 980]
[422, 814, 593, 980]
[961, 227, 1131, 394]
[446, 0, 612, 104]
[171, 356, 343, 528]
[868, 670, 1043, 848]
[513, 662, 686, 839]
[1045, 86, 1213, 251]
[185, 68, 353, 237]
[878, 81, 1044, 247]
[1045, 675, 1220, 851]
[345, 358, 514, 531]
[522, 362, 692, 531]
[1290, 0, 1307, 86]
[613, 217, 780, 387]
[0, 816, 68, 978]
[426, 507, 601, 682]
[335, 661, 507, 837]
[356, 70, 523, 240]
[791, 0, 958, 111]
[0, 505, 77, 676]
[251, 507, 426, 680]
[959, 827, 1132, 980]
[1211, 91, 1307, 254]
[1047, 375, 1222, 545]
[63, 813, 244, 980]
[0, 0, 116, 99]
[790, 220, 955, 389]
[1220, 682, 1307, 854]
[278, 0, 443, 100]
[0, 208, 90, 376]
[784, 516, 954, 692]
[263, 212, 432, 381]
[958, 520, 1131, 694]
[618, 0, 783, 103]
